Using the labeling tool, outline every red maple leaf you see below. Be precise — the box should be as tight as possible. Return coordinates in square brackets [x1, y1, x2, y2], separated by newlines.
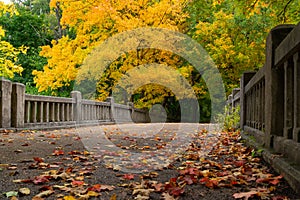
[53, 150, 64, 156]
[164, 178, 185, 197]
[169, 187, 184, 196]
[123, 174, 135, 180]
[33, 157, 44, 163]
[183, 175, 197, 185]
[233, 160, 246, 167]
[88, 184, 101, 192]
[180, 167, 199, 175]
[71, 180, 85, 186]
[33, 175, 51, 184]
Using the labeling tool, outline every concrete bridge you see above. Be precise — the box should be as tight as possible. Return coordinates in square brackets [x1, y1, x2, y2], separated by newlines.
[0, 22, 300, 194]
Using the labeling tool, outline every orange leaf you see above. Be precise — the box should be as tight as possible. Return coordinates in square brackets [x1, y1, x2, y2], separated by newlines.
[71, 180, 84, 186]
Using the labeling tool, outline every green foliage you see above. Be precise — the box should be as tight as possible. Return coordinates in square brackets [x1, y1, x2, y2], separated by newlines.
[0, 2, 27, 79]
[0, 6, 54, 89]
[251, 148, 264, 158]
[186, 0, 299, 96]
[216, 105, 240, 132]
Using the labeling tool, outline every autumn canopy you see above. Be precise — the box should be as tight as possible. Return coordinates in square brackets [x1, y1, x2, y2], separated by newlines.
[1, 0, 299, 121]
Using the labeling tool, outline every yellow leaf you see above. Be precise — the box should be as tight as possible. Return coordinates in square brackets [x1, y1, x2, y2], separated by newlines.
[63, 196, 76, 200]
[19, 188, 30, 195]
[110, 194, 117, 200]
[87, 191, 99, 197]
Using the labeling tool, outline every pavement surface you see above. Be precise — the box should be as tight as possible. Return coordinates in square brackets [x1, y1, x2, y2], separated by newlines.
[0, 123, 299, 199]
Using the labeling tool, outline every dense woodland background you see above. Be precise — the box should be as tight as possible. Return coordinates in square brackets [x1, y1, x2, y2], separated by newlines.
[0, 0, 299, 122]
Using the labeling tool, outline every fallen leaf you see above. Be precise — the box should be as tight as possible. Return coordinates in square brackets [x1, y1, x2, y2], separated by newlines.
[34, 190, 54, 198]
[5, 191, 18, 198]
[33, 157, 44, 163]
[33, 175, 51, 184]
[132, 188, 155, 198]
[86, 190, 99, 197]
[101, 185, 115, 191]
[110, 194, 117, 200]
[19, 187, 30, 195]
[123, 173, 135, 180]
[87, 184, 101, 192]
[63, 196, 76, 200]
[7, 166, 17, 170]
[233, 191, 258, 199]
[71, 180, 85, 187]
[53, 150, 64, 156]
[161, 192, 176, 200]
[153, 183, 163, 192]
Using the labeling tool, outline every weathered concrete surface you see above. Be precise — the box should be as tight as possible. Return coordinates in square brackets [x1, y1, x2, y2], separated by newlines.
[0, 79, 12, 128]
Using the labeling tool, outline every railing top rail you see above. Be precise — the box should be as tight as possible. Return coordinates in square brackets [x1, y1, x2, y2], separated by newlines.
[244, 66, 265, 93]
[275, 23, 300, 67]
[25, 94, 74, 103]
[82, 99, 110, 106]
[233, 91, 240, 102]
[114, 103, 130, 109]
[134, 108, 147, 113]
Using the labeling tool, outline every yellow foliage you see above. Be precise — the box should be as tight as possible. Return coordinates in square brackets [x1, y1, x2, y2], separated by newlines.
[0, 1, 18, 16]
[34, 0, 189, 98]
[33, 36, 88, 92]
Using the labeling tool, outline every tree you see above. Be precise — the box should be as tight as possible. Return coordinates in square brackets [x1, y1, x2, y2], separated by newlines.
[0, 2, 27, 79]
[33, 0, 189, 96]
[0, 3, 56, 94]
[187, 0, 299, 95]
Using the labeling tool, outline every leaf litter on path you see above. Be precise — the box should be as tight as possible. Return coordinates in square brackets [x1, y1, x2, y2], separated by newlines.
[0, 124, 298, 199]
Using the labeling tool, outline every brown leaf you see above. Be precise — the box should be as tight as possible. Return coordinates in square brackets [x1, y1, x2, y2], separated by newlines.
[100, 185, 115, 191]
[233, 191, 258, 199]
[153, 183, 163, 192]
[161, 193, 176, 200]
[34, 190, 54, 198]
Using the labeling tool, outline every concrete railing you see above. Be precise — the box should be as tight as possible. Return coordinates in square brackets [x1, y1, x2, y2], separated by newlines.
[228, 22, 300, 193]
[227, 88, 240, 109]
[0, 80, 149, 130]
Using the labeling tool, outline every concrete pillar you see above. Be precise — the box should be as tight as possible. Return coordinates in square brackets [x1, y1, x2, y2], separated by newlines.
[240, 72, 256, 130]
[11, 82, 25, 128]
[106, 97, 115, 122]
[71, 91, 82, 123]
[264, 24, 295, 148]
[49, 103, 54, 122]
[43, 102, 49, 122]
[30, 101, 37, 123]
[0, 79, 12, 128]
[24, 101, 30, 123]
[37, 102, 43, 122]
[60, 104, 65, 122]
[293, 52, 300, 143]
